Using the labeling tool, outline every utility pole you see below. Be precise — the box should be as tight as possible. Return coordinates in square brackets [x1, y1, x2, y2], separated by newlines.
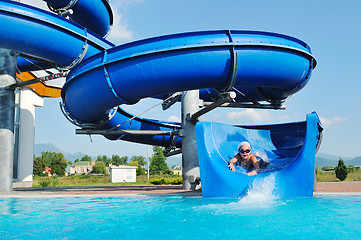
[147, 145, 149, 180]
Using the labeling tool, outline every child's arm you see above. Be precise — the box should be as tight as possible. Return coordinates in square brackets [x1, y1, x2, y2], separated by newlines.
[247, 155, 260, 176]
[228, 154, 241, 172]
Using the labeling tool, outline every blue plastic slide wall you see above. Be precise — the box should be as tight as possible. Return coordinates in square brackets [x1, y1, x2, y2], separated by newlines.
[195, 112, 322, 198]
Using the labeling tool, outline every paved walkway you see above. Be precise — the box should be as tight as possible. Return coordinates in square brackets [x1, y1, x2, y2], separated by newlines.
[316, 182, 361, 194]
[1, 185, 201, 198]
[1, 182, 361, 198]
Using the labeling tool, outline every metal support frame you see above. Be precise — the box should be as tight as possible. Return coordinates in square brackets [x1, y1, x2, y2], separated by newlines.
[59, 29, 88, 71]
[47, 0, 79, 17]
[162, 92, 182, 110]
[164, 149, 182, 157]
[7, 71, 68, 90]
[102, 51, 136, 105]
[181, 90, 201, 190]
[75, 129, 175, 136]
[190, 91, 236, 120]
[60, 102, 118, 129]
[0, 49, 17, 192]
[202, 101, 286, 110]
[164, 132, 181, 157]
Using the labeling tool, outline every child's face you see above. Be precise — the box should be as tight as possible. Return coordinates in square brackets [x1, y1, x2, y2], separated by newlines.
[239, 146, 251, 159]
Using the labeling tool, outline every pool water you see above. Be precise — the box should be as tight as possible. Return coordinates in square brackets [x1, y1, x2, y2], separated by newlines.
[1, 193, 361, 239]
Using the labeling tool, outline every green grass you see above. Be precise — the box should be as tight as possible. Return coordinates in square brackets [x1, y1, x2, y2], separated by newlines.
[32, 175, 182, 187]
[33, 171, 361, 187]
[316, 170, 361, 182]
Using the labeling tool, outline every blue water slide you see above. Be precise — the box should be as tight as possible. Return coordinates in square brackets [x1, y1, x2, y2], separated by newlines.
[0, 0, 316, 148]
[0, 0, 114, 71]
[195, 112, 322, 197]
[44, 0, 113, 37]
[0, 0, 320, 196]
[61, 30, 316, 146]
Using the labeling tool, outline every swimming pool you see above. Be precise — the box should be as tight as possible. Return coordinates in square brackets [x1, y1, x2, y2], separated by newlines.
[1, 193, 361, 240]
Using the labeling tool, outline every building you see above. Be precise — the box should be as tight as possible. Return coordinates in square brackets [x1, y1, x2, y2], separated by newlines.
[110, 165, 137, 183]
[44, 167, 52, 176]
[171, 165, 182, 176]
[69, 161, 95, 175]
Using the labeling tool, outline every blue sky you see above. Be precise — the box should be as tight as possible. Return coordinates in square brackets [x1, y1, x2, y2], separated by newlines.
[28, 0, 361, 159]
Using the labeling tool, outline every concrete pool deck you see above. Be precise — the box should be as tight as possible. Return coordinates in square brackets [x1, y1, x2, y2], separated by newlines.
[1, 182, 361, 198]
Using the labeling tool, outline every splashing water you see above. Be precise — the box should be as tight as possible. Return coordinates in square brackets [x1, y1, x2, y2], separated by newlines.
[239, 173, 277, 204]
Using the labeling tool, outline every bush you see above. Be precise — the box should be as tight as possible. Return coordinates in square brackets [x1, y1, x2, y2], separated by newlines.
[150, 178, 166, 185]
[150, 178, 182, 185]
[52, 175, 59, 187]
[170, 179, 182, 185]
[39, 179, 51, 187]
[92, 161, 106, 174]
[335, 158, 348, 181]
[79, 174, 90, 179]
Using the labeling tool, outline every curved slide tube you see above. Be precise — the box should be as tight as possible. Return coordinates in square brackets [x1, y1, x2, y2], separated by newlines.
[62, 30, 316, 146]
[0, 1, 316, 148]
[195, 112, 322, 197]
[44, 0, 113, 37]
[0, 1, 114, 72]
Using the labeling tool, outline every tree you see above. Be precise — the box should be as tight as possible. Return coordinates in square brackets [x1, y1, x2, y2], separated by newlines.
[112, 155, 128, 165]
[131, 155, 146, 167]
[130, 156, 146, 176]
[92, 161, 106, 174]
[33, 156, 46, 176]
[81, 155, 92, 163]
[41, 151, 58, 166]
[96, 155, 111, 166]
[119, 156, 128, 165]
[335, 158, 348, 181]
[39, 151, 67, 176]
[128, 160, 146, 176]
[48, 152, 68, 176]
[149, 146, 170, 175]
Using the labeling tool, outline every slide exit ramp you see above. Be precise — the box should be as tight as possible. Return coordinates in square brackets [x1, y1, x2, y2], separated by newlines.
[195, 112, 322, 198]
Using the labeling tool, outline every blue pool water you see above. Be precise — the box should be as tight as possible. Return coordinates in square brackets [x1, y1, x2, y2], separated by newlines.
[1, 193, 361, 239]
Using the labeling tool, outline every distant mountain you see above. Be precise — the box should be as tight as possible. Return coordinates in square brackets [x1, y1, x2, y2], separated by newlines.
[34, 143, 94, 162]
[316, 152, 352, 161]
[315, 157, 338, 168]
[34, 143, 62, 155]
[347, 156, 361, 166]
[315, 154, 361, 168]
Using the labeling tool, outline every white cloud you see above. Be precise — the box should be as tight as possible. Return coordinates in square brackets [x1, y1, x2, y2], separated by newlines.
[167, 115, 180, 122]
[107, 23, 134, 44]
[226, 109, 273, 124]
[19, 0, 137, 45]
[319, 116, 347, 129]
[106, 0, 144, 44]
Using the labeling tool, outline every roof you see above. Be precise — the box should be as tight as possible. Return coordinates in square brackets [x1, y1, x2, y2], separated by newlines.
[71, 161, 92, 167]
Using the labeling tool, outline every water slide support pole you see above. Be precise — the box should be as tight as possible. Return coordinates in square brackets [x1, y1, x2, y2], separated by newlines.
[0, 49, 17, 192]
[181, 90, 201, 190]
